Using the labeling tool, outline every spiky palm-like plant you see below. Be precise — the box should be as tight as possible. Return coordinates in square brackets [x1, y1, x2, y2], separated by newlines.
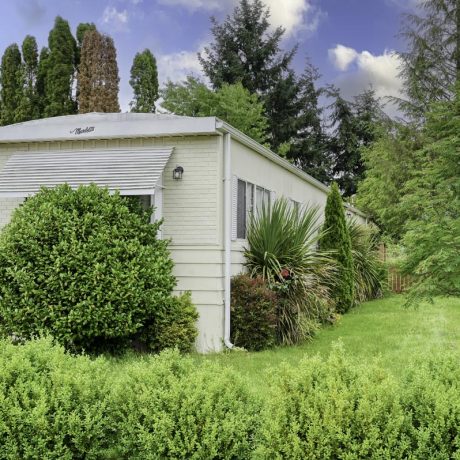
[244, 198, 337, 345]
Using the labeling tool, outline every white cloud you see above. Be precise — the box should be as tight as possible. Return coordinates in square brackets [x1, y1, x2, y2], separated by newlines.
[263, 0, 322, 36]
[328, 44, 359, 71]
[329, 45, 404, 116]
[386, 0, 422, 10]
[157, 49, 204, 84]
[157, 0, 323, 36]
[157, 0, 223, 11]
[101, 6, 129, 32]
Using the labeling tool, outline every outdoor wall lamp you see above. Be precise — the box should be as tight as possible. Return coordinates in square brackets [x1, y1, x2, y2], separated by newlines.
[173, 165, 184, 180]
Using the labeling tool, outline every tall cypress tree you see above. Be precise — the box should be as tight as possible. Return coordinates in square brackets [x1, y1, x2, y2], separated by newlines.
[77, 29, 120, 113]
[129, 49, 159, 113]
[0, 44, 23, 126]
[36, 47, 50, 118]
[17, 35, 40, 121]
[320, 182, 355, 313]
[43, 16, 77, 117]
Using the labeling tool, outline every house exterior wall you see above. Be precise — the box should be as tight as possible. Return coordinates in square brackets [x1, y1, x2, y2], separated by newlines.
[229, 137, 366, 274]
[0, 134, 224, 353]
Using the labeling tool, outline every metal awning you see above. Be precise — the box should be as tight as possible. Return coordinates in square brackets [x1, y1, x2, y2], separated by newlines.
[0, 147, 173, 197]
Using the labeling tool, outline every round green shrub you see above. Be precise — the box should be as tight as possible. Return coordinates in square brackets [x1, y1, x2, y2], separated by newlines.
[0, 337, 115, 459]
[230, 274, 277, 351]
[255, 348, 411, 459]
[0, 184, 196, 353]
[110, 349, 260, 459]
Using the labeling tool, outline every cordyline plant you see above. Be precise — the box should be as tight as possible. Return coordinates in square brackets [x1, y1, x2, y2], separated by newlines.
[244, 198, 337, 345]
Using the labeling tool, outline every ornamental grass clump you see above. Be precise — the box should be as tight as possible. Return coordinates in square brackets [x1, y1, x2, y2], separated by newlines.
[0, 184, 197, 354]
[244, 198, 336, 345]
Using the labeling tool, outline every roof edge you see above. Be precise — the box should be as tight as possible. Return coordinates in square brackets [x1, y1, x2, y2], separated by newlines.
[215, 119, 367, 219]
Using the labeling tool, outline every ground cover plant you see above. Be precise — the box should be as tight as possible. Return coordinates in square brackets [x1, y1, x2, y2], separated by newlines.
[0, 184, 197, 354]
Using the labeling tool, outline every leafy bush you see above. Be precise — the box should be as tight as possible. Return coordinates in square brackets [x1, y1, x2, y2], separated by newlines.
[255, 347, 460, 459]
[230, 274, 277, 351]
[347, 219, 386, 301]
[244, 198, 336, 345]
[111, 349, 259, 459]
[0, 184, 197, 353]
[0, 337, 114, 459]
[320, 182, 355, 313]
[141, 292, 199, 353]
[2, 337, 460, 459]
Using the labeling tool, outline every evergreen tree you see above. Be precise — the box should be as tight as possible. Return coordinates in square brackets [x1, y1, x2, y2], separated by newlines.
[161, 77, 269, 144]
[356, 122, 423, 239]
[76, 22, 96, 62]
[288, 62, 330, 183]
[43, 16, 77, 117]
[400, 85, 460, 300]
[398, 0, 460, 119]
[36, 47, 50, 117]
[320, 182, 355, 313]
[0, 44, 23, 125]
[264, 69, 299, 151]
[198, 0, 296, 149]
[17, 35, 40, 121]
[77, 29, 120, 113]
[129, 49, 159, 113]
[328, 89, 384, 196]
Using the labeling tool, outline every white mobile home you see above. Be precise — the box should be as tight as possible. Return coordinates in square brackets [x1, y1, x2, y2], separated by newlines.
[0, 113, 366, 352]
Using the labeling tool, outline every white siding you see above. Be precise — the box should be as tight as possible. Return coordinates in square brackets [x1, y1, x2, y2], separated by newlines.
[230, 137, 330, 275]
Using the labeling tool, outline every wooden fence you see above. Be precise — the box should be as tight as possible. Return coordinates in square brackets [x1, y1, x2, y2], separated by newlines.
[388, 267, 412, 293]
[378, 243, 412, 293]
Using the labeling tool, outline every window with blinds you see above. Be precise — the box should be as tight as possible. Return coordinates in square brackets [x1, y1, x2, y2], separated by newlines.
[236, 178, 271, 239]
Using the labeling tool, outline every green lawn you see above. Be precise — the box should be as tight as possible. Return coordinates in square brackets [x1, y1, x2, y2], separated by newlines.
[198, 295, 460, 391]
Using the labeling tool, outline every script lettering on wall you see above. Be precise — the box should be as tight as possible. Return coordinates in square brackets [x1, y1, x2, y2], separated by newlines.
[70, 126, 95, 135]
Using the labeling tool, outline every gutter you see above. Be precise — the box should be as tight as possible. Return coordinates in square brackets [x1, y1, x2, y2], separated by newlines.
[221, 131, 234, 349]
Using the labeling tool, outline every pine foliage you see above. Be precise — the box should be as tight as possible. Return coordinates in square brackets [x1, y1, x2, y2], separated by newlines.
[320, 183, 355, 313]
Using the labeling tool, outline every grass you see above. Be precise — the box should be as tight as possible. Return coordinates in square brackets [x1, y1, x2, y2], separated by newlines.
[198, 295, 460, 392]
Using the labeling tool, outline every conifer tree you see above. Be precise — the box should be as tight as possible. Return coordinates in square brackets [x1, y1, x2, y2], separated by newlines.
[43, 16, 77, 117]
[36, 47, 50, 117]
[77, 29, 120, 113]
[129, 49, 159, 113]
[0, 44, 23, 125]
[328, 89, 384, 196]
[288, 62, 330, 183]
[398, 0, 460, 119]
[320, 182, 355, 313]
[17, 35, 40, 121]
[198, 0, 296, 149]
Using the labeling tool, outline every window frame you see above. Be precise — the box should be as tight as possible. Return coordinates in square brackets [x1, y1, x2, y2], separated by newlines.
[236, 177, 271, 240]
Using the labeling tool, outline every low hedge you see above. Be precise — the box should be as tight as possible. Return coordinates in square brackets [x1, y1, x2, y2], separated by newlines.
[1, 338, 460, 459]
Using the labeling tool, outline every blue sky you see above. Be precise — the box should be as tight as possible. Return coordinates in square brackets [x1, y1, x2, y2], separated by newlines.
[0, 0, 420, 112]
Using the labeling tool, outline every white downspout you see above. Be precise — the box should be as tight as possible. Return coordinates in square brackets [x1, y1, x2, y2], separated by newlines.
[223, 132, 234, 349]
